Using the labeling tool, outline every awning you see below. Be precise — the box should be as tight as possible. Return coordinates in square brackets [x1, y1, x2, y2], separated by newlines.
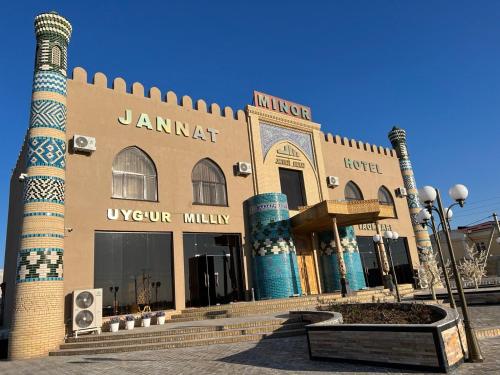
[290, 199, 396, 233]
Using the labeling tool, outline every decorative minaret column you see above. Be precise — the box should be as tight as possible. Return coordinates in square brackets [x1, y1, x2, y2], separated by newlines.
[388, 127, 433, 255]
[9, 12, 71, 359]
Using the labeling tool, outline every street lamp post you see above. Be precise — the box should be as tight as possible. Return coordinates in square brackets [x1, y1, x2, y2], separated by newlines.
[418, 184, 483, 362]
[417, 207, 457, 309]
[374, 231, 401, 302]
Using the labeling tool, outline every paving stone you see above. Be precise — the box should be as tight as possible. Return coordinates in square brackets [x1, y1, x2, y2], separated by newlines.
[1, 334, 499, 374]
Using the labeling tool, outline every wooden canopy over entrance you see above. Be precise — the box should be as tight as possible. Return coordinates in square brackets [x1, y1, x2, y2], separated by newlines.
[290, 199, 396, 233]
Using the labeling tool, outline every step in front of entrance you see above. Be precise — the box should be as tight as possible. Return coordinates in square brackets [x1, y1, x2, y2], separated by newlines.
[50, 319, 305, 356]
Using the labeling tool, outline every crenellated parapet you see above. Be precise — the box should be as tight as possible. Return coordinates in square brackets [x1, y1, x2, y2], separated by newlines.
[70, 67, 247, 121]
[322, 131, 397, 158]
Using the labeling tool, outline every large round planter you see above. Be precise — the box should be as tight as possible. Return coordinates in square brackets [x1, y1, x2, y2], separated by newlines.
[110, 322, 119, 333]
[125, 320, 135, 330]
[143, 318, 151, 327]
[294, 303, 467, 373]
[157, 316, 165, 325]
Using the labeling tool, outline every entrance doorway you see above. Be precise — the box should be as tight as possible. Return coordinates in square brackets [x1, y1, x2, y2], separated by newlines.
[188, 254, 232, 307]
[295, 237, 319, 295]
[183, 233, 244, 307]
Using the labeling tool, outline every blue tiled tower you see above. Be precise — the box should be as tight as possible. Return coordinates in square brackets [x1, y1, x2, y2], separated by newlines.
[318, 226, 366, 292]
[246, 193, 302, 299]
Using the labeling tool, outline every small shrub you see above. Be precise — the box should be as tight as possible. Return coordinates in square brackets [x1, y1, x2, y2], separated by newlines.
[125, 315, 135, 322]
[156, 311, 165, 317]
[109, 316, 120, 324]
[142, 312, 152, 319]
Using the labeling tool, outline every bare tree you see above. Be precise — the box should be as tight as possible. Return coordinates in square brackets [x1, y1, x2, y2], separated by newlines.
[457, 243, 487, 289]
[416, 248, 442, 300]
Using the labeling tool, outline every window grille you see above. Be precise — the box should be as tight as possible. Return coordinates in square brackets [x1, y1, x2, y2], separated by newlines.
[344, 181, 363, 201]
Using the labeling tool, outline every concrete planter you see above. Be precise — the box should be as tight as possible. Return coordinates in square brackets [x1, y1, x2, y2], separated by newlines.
[157, 316, 166, 325]
[293, 303, 467, 373]
[125, 320, 135, 330]
[142, 318, 151, 328]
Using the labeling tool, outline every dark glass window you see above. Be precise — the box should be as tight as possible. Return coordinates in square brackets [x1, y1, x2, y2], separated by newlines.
[94, 232, 174, 316]
[344, 181, 363, 201]
[192, 159, 227, 206]
[183, 233, 244, 307]
[378, 186, 394, 205]
[357, 236, 383, 287]
[279, 168, 306, 210]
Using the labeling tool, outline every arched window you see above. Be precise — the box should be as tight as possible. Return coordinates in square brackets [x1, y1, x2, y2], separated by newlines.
[51, 45, 61, 66]
[192, 159, 227, 206]
[378, 186, 394, 205]
[112, 147, 157, 201]
[344, 181, 363, 201]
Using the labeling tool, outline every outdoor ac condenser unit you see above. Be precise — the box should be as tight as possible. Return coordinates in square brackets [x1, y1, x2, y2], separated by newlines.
[326, 176, 340, 188]
[395, 187, 408, 198]
[73, 134, 96, 153]
[236, 162, 252, 175]
[72, 288, 102, 337]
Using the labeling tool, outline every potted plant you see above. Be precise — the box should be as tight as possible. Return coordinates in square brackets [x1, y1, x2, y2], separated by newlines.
[109, 316, 120, 332]
[125, 315, 135, 330]
[156, 311, 166, 325]
[142, 312, 152, 327]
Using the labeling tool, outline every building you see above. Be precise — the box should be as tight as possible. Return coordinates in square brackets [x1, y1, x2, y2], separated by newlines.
[431, 220, 500, 277]
[2, 12, 433, 359]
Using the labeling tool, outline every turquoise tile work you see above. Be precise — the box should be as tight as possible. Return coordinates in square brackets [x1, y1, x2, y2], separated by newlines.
[246, 193, 302, 299]
[318, 227, 366, 292]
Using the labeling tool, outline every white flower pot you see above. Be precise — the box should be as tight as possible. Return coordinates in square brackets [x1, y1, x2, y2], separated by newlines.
[110, 322, 119, 333]
[143, 318, 151, 327]
[157, 316, 165, 325]
[126, 320, 135, 330]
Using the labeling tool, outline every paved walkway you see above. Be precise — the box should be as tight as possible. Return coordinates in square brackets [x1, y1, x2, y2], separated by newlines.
[0, 335, 499, 374]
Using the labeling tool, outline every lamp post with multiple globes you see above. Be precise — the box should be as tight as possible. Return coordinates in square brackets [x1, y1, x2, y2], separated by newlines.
[373, 231, 401, 302]
[417, 183, 483, 362]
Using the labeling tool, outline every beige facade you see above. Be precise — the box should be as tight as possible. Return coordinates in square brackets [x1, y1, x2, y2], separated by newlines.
[3, 65, 424, 340]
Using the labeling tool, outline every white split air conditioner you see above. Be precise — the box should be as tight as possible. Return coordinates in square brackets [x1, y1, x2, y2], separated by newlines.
[395, 187, 408, 198]
[73, 134, 96, 153]
[72, 288, 102, 337]
[326, 176, 340, 188]
[236, 162, 252, 175]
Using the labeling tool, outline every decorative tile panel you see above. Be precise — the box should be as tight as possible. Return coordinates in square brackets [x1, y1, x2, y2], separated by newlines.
[27, 136, 66, 169]
[16, 248, 63, 282]
[30, 100, 67, 131]
[260, 122, 314, 167]
[32, 71, 67, 95]
[23, 176, 64, 204]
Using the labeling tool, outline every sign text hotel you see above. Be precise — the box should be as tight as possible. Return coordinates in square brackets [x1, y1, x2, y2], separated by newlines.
[344, 158, 382, 174]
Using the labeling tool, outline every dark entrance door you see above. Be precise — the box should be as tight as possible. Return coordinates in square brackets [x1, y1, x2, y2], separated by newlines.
[188, 254, 232, 307]
[357, 236, 383, 287]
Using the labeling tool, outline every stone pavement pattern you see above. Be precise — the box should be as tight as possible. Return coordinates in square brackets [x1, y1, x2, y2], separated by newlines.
[1, 335, 499, 375]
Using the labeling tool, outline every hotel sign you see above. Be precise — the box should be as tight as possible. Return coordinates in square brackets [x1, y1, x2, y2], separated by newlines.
[253, 91, 312, 121]
[344, 158, 382, 174]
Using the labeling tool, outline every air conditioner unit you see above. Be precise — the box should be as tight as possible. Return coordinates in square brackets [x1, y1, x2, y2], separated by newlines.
[72, 288, 102, 337]
[395, 187, 407, 198]
[326, 176, 340, 188]
[236, 162, 252, 175]
[73, 134, 96, 153]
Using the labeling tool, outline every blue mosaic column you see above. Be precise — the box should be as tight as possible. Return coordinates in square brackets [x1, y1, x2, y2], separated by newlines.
[9, 12, 71, 359]
[246, 193, 302, 300]
[318, 226, 366, 292]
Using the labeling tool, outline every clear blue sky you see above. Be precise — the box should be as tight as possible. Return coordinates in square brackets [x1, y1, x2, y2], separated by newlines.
[1, 1, 498, 267]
